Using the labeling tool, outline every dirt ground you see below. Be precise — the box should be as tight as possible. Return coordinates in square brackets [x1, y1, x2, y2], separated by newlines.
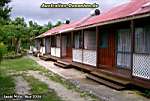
[30, 56, 150, 101]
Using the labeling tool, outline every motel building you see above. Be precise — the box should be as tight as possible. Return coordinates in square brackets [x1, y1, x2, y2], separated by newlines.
[34, 0, 150, 90]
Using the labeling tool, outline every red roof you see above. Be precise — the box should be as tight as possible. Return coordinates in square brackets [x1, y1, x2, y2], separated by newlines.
[36, 0, 150, 38]
[36, 24, 69, 38]
[77, 0, 150, 28]
[37, 16, 91, 37]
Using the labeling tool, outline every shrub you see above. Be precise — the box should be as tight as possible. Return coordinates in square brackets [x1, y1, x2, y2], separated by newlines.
[0, 42, 7, 63]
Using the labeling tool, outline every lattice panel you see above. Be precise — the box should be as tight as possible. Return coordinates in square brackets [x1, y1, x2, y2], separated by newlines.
[51, 47, 56, 56]
[73, 49, 82, 63]
[83, 50, 96, 66]
[133, 54, 150, 80]
[55, 48, 61, 57]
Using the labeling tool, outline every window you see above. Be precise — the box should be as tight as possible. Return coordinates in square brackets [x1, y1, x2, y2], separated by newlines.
[74, 32, 82, 49]
[135, 27, 150, 53]
[40, 39, 44, 47]
[56, 36, 60, 48]
[100, 31, 108, 48]
[51, 36, 56, 47]
[84, 31, 96, 50]
[117, 29, 131, 69]
[117, 29, 131, 52]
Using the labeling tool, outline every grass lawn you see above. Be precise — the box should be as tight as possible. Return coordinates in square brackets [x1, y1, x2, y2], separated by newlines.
[0, 73, 15, 95]
[0, 57, 43, 72]
[0, 57, 63, 101]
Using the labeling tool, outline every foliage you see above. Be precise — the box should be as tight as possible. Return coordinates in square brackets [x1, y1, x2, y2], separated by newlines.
[0, 42, 7, 63]
[1, 17, 28, 53]
[0, 0, 63, 52]
[54, 20, 62, 27]
[0, 0, 12, 20]
[143, 89, 150, 98]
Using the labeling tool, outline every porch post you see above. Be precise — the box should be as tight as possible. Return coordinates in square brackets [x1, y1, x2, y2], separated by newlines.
[71, 32, 74, 48]
[96, 26, 99, 68]
[71, 32, 74, 62]
[60, 33, 62, 59]
[55, 35, 57, 57]
[130, 20, 135, 78]
[81, 30, 84, 64]
[50, 36, 51, 55]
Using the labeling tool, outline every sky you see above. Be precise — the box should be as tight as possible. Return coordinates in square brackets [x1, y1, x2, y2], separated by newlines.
[9, 0, 130, 25]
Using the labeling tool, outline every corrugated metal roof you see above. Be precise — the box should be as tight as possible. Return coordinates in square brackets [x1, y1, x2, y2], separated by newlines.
[36, 16, 92, 38]
[36, 0, 150, 38]
[77, 0, 150, 28]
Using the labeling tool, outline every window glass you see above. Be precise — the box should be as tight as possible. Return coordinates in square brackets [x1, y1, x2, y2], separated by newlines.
[100, 31, 108, 48]
[74, 32, 82, 49]
[117, 29, 131, 52]
[135, 27, 150, 53]
[84, 31, 96, 50]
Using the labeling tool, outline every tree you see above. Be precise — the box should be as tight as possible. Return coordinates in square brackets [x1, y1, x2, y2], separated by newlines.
[54, 20, 62, 27]
[47, 21, 53, 29]
[0, 42, 7, 63]
[0, 0, 12, 20]
[0, 0, 12, 51]
[2, 17, 28, 53]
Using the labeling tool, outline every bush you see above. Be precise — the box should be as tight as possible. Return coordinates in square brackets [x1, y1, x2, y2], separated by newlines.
[0, 42, 7, 63]
[143, 90, 150, 98]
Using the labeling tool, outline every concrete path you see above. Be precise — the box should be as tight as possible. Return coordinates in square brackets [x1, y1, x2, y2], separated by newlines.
[30, 56, 150, 101]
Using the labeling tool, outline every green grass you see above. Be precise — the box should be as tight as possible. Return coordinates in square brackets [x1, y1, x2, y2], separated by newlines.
[0, 57, 49, 99]
[0, 57, 63, 101]
[0, 56, 45, 72]
[24, 75, 63, 101]
[0, 71, 15, 95]
[0, 57, 98, 100]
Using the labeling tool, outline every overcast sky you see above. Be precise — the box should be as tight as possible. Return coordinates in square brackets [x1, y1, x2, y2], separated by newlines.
[9, 0, 130, 25]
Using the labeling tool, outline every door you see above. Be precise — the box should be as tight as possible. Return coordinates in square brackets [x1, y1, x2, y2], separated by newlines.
[99, 30, 115, 69]
[66, 34, 72, 58]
